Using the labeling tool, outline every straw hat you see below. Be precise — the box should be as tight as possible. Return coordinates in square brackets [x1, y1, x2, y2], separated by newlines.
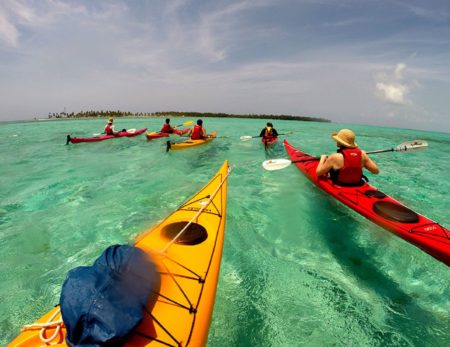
[331, 129, 358, 148]
[108, 117, 113, 123]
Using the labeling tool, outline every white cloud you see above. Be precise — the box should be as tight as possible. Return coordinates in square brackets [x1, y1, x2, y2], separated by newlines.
[375, 63, 410, 105]
[0, 12, 19, 46]
[394, 63, 406, 79]
[0, 0, 87, 47]
[376, 82, 408, 105]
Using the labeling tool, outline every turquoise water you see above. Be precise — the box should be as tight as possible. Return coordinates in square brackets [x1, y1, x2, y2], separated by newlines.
[1, 117, 449, 346]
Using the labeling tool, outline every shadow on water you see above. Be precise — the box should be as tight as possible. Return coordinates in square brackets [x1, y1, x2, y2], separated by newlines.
[308, 195, 441, 345]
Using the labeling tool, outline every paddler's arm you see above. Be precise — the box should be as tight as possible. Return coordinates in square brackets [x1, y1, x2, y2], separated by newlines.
[362, 151, 379, 174]
[316, 154, 339, 176]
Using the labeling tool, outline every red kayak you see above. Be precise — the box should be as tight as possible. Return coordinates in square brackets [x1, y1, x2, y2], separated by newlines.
[146, 128, 189, 140]
[67, 128, 147, 144]
[284, 139, 450, 267]
[262, 137, 278, 147]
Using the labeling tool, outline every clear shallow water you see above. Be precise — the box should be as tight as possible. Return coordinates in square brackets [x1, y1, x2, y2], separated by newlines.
[1, 118, 449, 346]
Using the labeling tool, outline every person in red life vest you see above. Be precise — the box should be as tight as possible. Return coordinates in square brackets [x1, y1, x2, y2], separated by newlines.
[188, 119, 207, 140]
[259, 122, 278, 143]
[316, 129, 379, 186]
[104, 118, 116, 135]
[104, 117, 126, 135]
[160, 118, 176, 134]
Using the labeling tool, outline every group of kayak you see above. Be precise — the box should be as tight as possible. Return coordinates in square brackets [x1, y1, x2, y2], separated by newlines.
[9, 122, 450, 346]
[66, 118, 280, 150]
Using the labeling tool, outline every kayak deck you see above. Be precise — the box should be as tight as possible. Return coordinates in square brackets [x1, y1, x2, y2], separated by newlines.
[168, 131, 217, 150]
[284, 139, 450, 267]
[9, 161, 230, 346]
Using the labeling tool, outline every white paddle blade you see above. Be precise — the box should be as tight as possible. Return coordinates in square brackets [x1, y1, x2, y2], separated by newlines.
[127, 128, 136, 134]
[240, 135, 254, 141]
[93, 133, 101, 137]
[395, 140, 428, 152]
[262, 159, 292, 171]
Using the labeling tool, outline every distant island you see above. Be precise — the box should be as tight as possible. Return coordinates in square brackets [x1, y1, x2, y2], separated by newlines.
[43, 110, 330, 123]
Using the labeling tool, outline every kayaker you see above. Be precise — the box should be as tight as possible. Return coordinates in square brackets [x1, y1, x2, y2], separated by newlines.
[104, 118, 126, 135]
[316, 129, 379, 186]
[104, 118, 115, 135]
[188, 119, 207, 140]
[160, 118, 177, 134]
[259, 122, 278, 142]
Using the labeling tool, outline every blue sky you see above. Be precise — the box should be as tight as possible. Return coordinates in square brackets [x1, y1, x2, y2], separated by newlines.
[0, 0, 449, 132]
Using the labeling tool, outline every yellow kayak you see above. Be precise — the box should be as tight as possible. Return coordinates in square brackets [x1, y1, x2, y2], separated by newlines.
[167, 131, 217, 151]
[9, 160, 230, 347]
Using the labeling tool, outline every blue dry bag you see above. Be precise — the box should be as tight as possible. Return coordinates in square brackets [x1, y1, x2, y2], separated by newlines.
[60, 244, 158, 346]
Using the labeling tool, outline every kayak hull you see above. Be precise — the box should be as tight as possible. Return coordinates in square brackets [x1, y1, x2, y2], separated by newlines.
[9, 161, 230, 346]
[169, 131, 217, 150]
[69, 128, 147, 143]
[284, 139, 450, 267]
[146, 128, 190, 140]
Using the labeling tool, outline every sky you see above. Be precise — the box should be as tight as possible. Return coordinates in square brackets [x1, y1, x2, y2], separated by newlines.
[0, 0, 449, 132]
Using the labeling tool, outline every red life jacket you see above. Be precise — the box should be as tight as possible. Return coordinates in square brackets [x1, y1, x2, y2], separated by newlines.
[104, 123, 114, 135]
[332, 148, 363, 185]
[264, 127, 274, 139]
[161, 123, 173, 133]
[191, 125, 204, 140]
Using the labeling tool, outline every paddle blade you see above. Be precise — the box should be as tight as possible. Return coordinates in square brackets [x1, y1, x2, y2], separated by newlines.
[395, 140, 428, 152]
[240, 135, 254, 141]
[262, 159, 292, 171]
[147, 131, 157, 136]
[126, 128, 136, 134]
[182, 120, 193, 127]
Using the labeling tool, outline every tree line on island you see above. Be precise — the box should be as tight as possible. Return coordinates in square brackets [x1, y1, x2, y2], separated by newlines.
[46, 110, 330, 123]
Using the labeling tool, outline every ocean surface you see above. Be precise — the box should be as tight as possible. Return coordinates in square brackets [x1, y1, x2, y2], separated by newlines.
[1, 117, 449, 346]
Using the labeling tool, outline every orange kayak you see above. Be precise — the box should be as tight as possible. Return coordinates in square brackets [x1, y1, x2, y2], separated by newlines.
[9, 161, 230, 347]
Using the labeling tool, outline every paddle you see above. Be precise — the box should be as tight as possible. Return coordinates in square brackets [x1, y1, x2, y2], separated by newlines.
[240, 132, 291, 141]
[262, 140, 428, 171]
[148, 120, 193, 136]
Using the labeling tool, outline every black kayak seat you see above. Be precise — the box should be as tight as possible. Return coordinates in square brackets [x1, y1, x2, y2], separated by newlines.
[373, 201, 419, 223]
[162, 222, 208, 245]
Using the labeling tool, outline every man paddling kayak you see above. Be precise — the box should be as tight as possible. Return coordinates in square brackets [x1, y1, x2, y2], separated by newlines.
[188, 119, 207, 140]
[104, 117, 126, 135]
[259, 122, 278, 143]
[160, 118, 177, 134]
[316, 129, 379, 186]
